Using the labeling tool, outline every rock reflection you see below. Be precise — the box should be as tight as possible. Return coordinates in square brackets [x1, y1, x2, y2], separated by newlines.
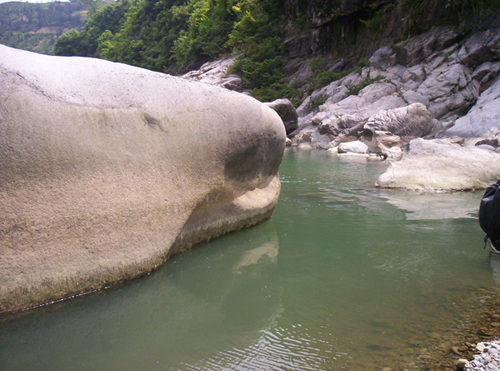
[378, 189, 482, 220]
[0, 223, 283, 371]
[232, 241, 279, 274]
[490, 254, 500, 286]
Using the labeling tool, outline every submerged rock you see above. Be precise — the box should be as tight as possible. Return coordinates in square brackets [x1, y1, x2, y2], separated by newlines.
[0, 45, 286, 314]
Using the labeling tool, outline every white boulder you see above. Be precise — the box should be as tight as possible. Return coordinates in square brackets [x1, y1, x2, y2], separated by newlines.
[182, 57, 242, 91]
[338, 141, 369, 154]
[376, 138, 500, 191]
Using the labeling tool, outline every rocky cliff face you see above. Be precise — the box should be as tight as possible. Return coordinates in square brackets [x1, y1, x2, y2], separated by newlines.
[184, 19, 500, 191]
[288, 24, 500, 190]
[282, 0, 492, 63]
[283, 0, 380, 60]
[0, 45, 286, 313]
[284, 0, 377, 27]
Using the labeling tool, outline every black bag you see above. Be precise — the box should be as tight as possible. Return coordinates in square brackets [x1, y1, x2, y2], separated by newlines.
[479, 180, 500, 251]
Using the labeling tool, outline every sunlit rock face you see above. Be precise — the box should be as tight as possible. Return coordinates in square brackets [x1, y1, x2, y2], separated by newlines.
[445, 76, 500, 139]
[0, 45, 286, 314]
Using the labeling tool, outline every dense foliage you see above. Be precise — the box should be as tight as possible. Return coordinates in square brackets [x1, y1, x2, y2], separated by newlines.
[54, 0, 131, 56]
[54, 0, 289, 101]
[0, 0, 88, 55]
[35, 0, 500, 102]
[361, 0, 500, 36]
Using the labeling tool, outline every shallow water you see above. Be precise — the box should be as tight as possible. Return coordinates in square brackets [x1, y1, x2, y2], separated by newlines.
[0, 149, 496, 371]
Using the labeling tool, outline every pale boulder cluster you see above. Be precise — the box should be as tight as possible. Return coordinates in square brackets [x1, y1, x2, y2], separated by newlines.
[463, 340, 500, 370]
[186, 26, 500, 191]
[290, 26, 500, 191]
[182, 56, 243, 91]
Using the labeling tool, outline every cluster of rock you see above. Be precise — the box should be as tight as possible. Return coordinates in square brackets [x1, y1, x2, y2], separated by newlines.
[186, 25, 500, 191]
[288, 26, 500, 190]
[462, 341, 500, 370]
[292, 26, 500, 146]
[182, 56, 243, 92]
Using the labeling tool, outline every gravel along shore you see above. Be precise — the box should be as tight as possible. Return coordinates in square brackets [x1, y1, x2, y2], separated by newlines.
[462, 340, 500, 370]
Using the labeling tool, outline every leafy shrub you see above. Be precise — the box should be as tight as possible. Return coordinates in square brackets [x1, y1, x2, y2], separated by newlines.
[55, 0, 130, 57]
[356, 58, 370, 68]
[54, 28, 86, 55]
[346, 75, 386, 96]
[360, 11, 385, 31]
[227, 0, 289, 101]
[308, 55, 329, 74]
[311, 94, 329, 109]
[0, 0, 88, 54]
[310, 70, 348, 90]
[307, 57, 373, 92]
[231, 37, 288, 101]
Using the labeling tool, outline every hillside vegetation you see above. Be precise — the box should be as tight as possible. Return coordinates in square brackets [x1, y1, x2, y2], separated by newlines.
[50, 0, 500, 101]
[0, 0, 89, 55]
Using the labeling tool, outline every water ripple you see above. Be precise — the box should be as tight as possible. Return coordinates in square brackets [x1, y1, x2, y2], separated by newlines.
[183, 325, 351, 371]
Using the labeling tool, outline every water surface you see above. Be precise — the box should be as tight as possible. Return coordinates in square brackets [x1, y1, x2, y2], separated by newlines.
[0, 149, 495, 370]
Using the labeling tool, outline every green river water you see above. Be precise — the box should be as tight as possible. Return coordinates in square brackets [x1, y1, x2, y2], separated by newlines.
[1, 149, 498, 370]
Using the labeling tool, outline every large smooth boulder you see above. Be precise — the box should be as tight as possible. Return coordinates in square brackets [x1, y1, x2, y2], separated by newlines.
[0, 45, 286, 313]
[376, 138, 500, 191]
[338, 140, 368, 154]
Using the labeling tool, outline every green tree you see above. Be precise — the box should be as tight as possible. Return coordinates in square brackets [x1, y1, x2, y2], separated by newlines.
[228, 0, 288, 101]
[53, 28, 86, 55]
[172, 0, 237, 67]
[54, 0, 130, 57]
[52, 0, 290, 101]
[95, 0, 188, 71]
[0, 1, 89, 54]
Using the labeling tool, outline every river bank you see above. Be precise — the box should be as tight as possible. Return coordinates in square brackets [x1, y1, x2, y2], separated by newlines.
[0, 150, 491, 370]
[422, 285, 500, 371]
